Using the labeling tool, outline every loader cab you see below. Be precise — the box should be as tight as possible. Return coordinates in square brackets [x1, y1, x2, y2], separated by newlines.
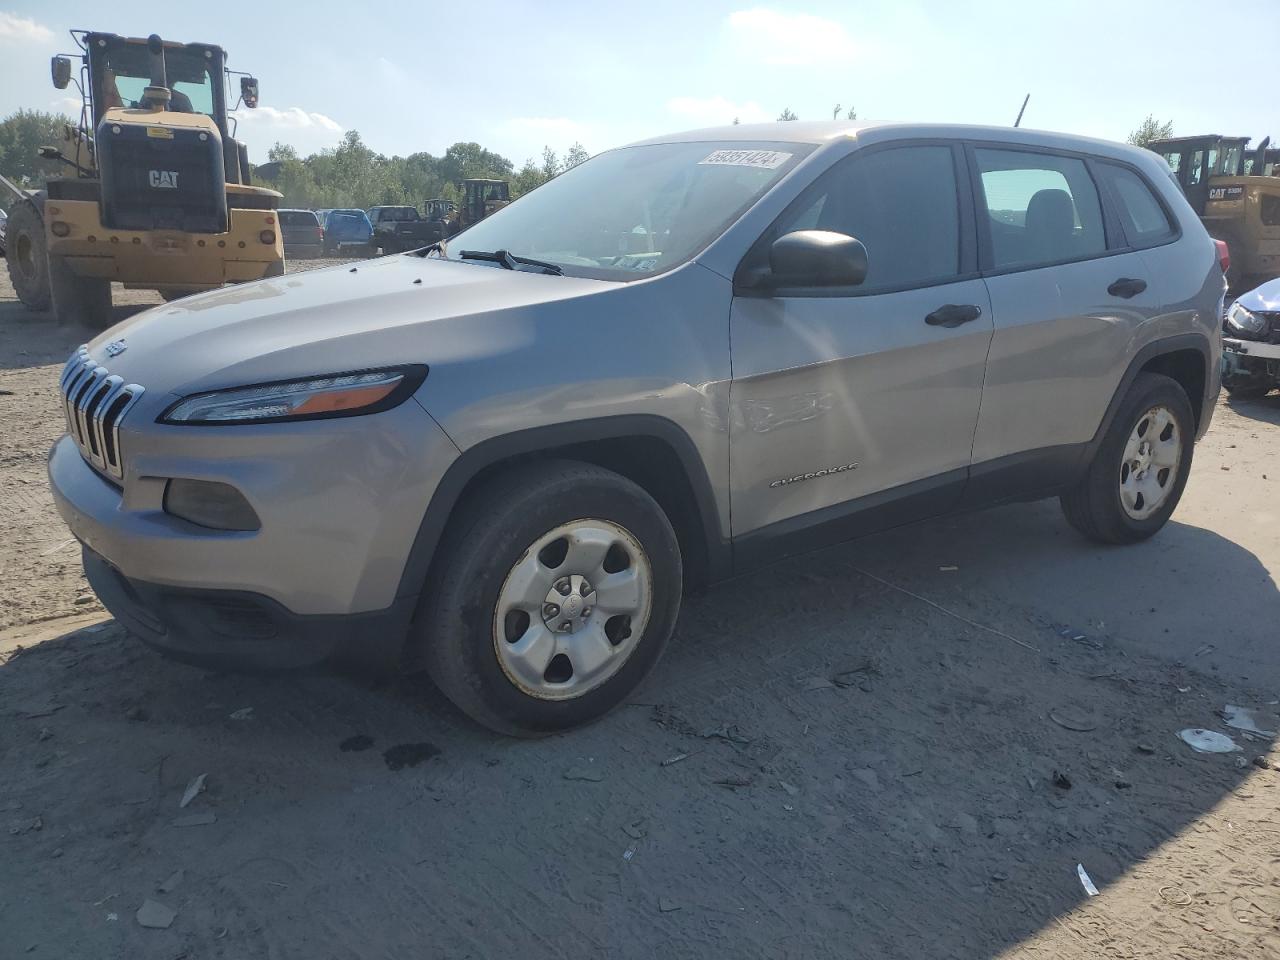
[460, 178, 510, 229]
[84, 33, 229, 135]
[1150, 135, 1249, 214]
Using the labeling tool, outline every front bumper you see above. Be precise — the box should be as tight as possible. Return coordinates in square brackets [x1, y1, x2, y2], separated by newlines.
[1223, 336, 1280, 361]
[83, 547, 415, 671]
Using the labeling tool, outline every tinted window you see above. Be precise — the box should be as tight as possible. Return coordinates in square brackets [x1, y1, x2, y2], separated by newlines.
[770, 145, 960, 291]
[1096, 164, 1175, 246]
[975, 148, 1106, 269]
[279, 211, 318, 226]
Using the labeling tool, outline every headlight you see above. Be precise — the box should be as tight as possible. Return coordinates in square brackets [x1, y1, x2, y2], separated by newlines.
[1226, 302, 1267, 336]
[160, 366, 427, 425]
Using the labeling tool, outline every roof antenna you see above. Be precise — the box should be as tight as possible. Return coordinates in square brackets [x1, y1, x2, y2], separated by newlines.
[1013, 93, 1030, 128]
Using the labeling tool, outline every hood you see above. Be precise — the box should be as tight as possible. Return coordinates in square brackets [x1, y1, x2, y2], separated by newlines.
[1237, 276, 1280, 313]
[86, 254, 613, 399]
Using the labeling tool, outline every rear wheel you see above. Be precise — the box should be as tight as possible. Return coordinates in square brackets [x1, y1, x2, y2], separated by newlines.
[420, 460, 682, 736]
[5, 200, 52, 311]
[49, 254, 112, 329]
[1061, 372, 1194, 544]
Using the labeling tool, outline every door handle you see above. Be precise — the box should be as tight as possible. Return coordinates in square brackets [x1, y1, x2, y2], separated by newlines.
[925, 304, 983, 328]
[1107, 277, 1147, 299]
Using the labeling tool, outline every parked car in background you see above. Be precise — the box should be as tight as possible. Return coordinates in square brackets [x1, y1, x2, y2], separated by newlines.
[367, 205, 442, 255]
[48, 122, 1223, 736]
[1222, 276, 1280, 398]
[321, 209, 373, 256]
[278, 209, 324, 259]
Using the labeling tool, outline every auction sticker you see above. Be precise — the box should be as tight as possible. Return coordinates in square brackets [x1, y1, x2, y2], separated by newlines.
[699, 149, 792, 169]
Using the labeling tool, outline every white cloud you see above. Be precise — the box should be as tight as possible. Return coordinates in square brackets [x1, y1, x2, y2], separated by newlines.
[667, 95, 771, 127]
[238, 105, 343, 133]
[726, 8, 860, 66]
[0, 11, 54, 44]
[50, 96, 82, 116]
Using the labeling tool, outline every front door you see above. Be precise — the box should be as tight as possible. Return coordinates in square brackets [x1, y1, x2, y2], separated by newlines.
[729, 143, 994, 561]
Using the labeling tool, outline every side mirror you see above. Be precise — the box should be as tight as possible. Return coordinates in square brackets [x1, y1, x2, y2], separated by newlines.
[51, 56, 72, 90]
[240, 76, 259, 108]
[766, 230, 868, 288]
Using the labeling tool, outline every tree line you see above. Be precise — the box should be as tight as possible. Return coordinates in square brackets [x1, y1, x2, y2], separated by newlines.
[0, 109, 589, 208]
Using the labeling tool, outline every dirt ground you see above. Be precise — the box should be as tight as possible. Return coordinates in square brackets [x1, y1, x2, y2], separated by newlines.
[2, 264, 1279, 960]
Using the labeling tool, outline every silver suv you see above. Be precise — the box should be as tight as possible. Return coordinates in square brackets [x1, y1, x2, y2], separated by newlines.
[49, 122, 1224, 735]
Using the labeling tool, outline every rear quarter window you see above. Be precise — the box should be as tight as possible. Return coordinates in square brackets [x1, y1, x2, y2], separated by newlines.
[1095, 163, 1176, 247]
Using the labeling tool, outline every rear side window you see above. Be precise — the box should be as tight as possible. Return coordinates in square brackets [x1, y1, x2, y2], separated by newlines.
[975, 148, 1106, 270]
[1095, 163, 1176, 246]
[771, 145, 961, 291]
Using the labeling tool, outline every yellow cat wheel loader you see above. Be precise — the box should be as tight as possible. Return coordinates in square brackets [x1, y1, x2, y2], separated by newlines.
[3, 30, 284, 327]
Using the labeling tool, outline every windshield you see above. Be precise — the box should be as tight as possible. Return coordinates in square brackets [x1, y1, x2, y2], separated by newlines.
[96, 41, 218, 121]
[444, 140, 813, 280]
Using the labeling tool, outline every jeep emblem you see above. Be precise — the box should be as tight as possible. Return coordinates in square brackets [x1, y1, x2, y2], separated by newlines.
[104, 338, 127, 357]
[149, 170, 180, 189]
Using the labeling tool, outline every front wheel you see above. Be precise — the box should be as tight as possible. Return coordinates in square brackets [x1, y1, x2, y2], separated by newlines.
[1060, 372, 1195, 544]
[5, 199, 51, 311]
[420, 460, 682, 736]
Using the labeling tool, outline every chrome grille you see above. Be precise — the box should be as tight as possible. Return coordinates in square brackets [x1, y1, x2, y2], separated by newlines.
[58, 346, 145, 479]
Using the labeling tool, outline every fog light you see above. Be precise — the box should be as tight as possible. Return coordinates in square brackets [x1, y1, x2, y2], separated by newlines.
[164, 479, 261, 531]
[259, 230, 275, 244]
[51, 221, 71, 237]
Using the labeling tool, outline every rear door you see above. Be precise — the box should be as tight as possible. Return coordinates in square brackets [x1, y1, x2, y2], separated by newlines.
[729, 142, 994, 558]
[967, 144, 1165, 486]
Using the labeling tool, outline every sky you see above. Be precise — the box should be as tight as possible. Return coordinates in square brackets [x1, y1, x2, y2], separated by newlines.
[1, 0, 1276, 166]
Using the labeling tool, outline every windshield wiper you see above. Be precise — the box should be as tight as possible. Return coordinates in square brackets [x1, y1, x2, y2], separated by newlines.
[459, 248, 563, 276]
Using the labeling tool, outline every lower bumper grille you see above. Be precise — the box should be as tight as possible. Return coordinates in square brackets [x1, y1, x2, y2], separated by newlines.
[59, 346, 145, 480]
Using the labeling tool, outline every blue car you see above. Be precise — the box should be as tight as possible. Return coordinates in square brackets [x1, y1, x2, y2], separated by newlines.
[321, 209, 373, 256]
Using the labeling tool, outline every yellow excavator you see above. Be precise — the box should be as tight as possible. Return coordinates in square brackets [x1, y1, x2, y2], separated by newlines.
[3, 30, 283, 327]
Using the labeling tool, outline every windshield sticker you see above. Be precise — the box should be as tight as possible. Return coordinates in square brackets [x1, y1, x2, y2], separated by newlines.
[699, 149, 793, 170]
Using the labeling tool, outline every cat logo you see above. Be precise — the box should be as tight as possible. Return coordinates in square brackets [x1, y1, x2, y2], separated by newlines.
[148, 170, 180, 189]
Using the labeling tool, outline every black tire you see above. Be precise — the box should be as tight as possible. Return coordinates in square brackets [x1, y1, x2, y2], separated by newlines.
[420, 460, 682, 737]
[49, 253, 112, 329]
[1060, 372, 1195, 544]
[5, 199, 52, 311]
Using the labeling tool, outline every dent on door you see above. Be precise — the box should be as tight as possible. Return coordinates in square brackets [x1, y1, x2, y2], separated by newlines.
[727, 279, 995, 538]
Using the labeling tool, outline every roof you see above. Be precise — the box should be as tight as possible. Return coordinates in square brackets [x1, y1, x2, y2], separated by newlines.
[1147, 135, 1252, 148]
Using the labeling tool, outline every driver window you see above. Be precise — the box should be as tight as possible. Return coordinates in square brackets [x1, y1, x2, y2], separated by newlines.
[769, 145, 961, 291]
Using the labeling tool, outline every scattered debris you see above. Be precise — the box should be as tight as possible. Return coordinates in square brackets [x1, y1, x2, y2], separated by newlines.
[660, 753, 690, 767]
[171, 812, 217, 828]
[106, 912, 118, 922]
[658, 896, 681, 913]
[1158, 885, 1192, 906]
[831, 660, 877, 691]
[1193, 644, 1215, 658]
[135, 899, 176, 930]
[992, 872, 1009, 882]
[21, 705, 64, 720]
[622, 843, 637, 863]
[1052, 771, 1072, 790]
[779, 780, 800, 796]
[1049, 707, 1097, 732]
[1178, 729, 1241, 754]
[563, 766, 604, 783]
[158, 870, 184, 894]
[799, 676, 836, 691]
[1136, 743, 1156, 754]
[700, 724, 751, 745]
[622, 820, 647, 840]
[1253, 756, 1272, 770]
[1176, 686, 1192, 694]
[179, 773, 207, 809]
[228, 707, 254, 721]
[339, 735, 374, 753]
[1114, 779, 1132, 790]
[8, 816, 42, 835]
[1220, 705, 1277, 738]
[37, 727, 52, 742]
[383, 742, 441, 771]
[649, 704, 697, 736]
[938, 565, 959, 572]
[1077, 864, 1100, 897]
[783, 803, 794, 812]
[713, 775, 753, 789]
[93, 893, 118, 907]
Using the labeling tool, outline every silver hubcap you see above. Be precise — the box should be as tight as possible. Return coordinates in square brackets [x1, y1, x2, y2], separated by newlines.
[493, 519, 652, 700]
[1119, 405, 1181, 520]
